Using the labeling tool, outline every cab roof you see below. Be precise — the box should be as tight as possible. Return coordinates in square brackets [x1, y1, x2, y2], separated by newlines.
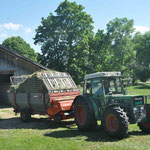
[84, 72, 121, 80]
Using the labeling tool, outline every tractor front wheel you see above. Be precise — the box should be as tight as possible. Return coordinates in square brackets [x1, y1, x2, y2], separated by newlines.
[74, 98, 97, 131]
[138, 118, 150, 133]
[102, 106, 129, 138]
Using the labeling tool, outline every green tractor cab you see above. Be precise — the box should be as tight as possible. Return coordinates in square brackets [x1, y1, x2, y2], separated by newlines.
[74, 72, 146, 138]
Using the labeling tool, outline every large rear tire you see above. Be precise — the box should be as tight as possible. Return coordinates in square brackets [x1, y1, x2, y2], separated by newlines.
[20, 109, 31, 122]
[74, 98, 97, 131]
[102, 106, 129, 138]
[138, 118, 150, 133]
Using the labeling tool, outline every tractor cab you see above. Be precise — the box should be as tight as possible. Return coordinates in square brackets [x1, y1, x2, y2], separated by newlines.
[74, 72, 146, 139]
[84, 73, 126, 96]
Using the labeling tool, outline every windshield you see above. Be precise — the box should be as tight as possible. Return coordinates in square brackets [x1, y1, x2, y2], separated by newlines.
[103, 77, 123, 95]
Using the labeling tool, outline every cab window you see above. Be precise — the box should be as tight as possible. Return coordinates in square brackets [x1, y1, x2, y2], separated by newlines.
[91, 79, 103, 96]
[104, 78, 123, 94]
[85, 80, 91, 94]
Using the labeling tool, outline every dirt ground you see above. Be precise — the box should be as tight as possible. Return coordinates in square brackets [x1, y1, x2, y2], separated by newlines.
[0, 106, 55, 130]
[0, 106, 75, 130]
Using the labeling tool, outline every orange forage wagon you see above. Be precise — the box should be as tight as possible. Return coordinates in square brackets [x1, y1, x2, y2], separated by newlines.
[8, 71, 80, 122]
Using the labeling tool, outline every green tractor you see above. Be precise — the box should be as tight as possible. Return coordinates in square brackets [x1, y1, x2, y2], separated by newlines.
[73, 72, 149, 138]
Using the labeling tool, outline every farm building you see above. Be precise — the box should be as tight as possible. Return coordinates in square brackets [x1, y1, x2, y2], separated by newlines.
[0, 45, 50, 105]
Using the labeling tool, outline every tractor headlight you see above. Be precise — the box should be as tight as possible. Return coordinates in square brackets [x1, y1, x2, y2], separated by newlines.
[140, 106, 144, 111]
[133, 106, 146, 122]
[133, 107, 138, 114]
[133, 106, 145, 115]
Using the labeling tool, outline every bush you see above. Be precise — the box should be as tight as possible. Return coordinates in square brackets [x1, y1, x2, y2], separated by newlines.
[135, 67, 150, 82]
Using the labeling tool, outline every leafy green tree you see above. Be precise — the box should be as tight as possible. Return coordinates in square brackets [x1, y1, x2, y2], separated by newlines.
[135, 67, 150, 82]
[135, 31, 150, 67]
[133, 31, 150, 82]
[34, 0, 94, 84]
[88, 29, 110, 72]
[2, 36, 37, 62]
[106, 17, 136, 75]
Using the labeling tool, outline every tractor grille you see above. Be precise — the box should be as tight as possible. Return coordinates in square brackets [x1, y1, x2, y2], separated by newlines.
[133, 96, 144, 106]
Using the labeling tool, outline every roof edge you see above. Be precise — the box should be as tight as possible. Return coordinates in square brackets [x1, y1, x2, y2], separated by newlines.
[0, 44, 51, 71]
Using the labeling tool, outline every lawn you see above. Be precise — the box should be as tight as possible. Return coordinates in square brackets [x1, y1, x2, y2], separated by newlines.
[0, 113, 150, 150]
[0, 84, 150, 150]
[127, 83, 150, 95]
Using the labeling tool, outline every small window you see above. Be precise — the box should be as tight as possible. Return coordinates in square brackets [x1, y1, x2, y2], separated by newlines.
[109, 80, 115, 92]
[85, 80, 91, 94]
[116, 78, 122, 93]
[104, 78, 123, 95]
[104, 79, 112, 95]
[91, 79, 103, 96]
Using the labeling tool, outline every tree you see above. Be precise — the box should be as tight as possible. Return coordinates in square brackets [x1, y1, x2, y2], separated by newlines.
[106, 18, 136, 75]
[34, 0, 94, 84]
[87, 29, 109, 72]
[2, 36, 37, 62]
[135, 31, 150, 67]
[133, 31, 150, 82]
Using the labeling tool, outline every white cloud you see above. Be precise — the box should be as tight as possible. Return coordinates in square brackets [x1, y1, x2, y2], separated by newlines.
[3, 23, 22, 30]
[24, 27, 31, 33]
[0, 22, 31, 34]
[0, 33, 8, 37]
[134, 26, 150, 34]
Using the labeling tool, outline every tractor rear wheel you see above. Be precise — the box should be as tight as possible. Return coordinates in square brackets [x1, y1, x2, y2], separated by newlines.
[74, 98, 97, 131]
[102, 106, 129, 138]
[20, 109, 31, 122]
[138, 118, 150, 133]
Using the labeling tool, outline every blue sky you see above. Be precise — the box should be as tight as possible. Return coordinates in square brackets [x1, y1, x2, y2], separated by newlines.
[0, 0, 150, 53]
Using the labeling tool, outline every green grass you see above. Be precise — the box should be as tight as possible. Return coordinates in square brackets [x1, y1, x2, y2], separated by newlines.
[127, 83, 150, 95]
[0, 83, 150, 150]
[0, 121, 150, 150]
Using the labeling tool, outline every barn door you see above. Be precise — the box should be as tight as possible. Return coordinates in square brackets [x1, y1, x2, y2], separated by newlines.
[0, 72, 13, 105]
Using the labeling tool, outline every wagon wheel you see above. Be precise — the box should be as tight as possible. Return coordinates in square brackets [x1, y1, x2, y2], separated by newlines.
[54, 113, 62, 123]
[20, 109, 31, 122]
[102, 106, 129, 138]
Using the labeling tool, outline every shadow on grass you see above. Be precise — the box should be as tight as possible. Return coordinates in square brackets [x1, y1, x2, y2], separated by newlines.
[44, 126, 126, 142]
[1, 116, 150, 142]
[0, 117, 75, 130]
[44, 125, 150, 142]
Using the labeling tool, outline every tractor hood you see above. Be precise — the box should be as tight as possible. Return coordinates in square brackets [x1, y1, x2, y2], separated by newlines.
[105, 95, 144, 106]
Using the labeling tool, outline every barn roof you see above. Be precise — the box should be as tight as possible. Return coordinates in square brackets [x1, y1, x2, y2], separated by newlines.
[0, 45, 50, 71]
